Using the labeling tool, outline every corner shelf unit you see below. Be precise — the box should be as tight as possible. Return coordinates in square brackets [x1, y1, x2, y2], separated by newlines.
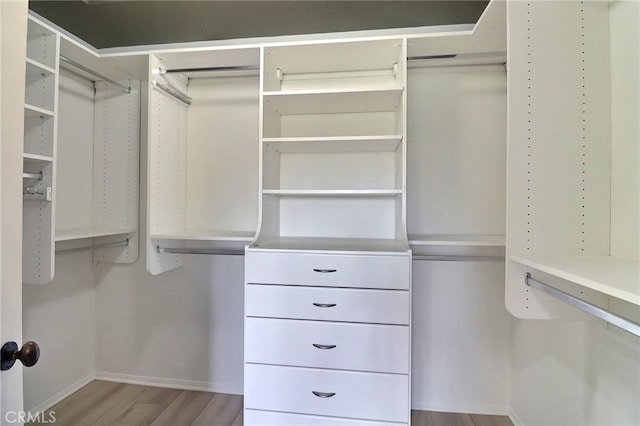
[22, 17, 59, 285]
[22, 15, 142, 284]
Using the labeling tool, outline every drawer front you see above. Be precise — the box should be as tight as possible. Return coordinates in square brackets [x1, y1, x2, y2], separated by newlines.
[245, 409, 406, 426]
[245, 364, 409, 423]
[245, 318, 409, 374]
[246, 251, 410, 290]
[246, 284, 409, 325]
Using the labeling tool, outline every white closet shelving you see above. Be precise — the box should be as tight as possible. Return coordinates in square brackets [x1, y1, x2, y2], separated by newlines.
[22, 16, 59, 285]
[147, 48, 261, 274]
[246, 37, 412, 425]
[254, 38, 408, 251]
[506, 1, 640, 317]
[22, 16, 141, 284]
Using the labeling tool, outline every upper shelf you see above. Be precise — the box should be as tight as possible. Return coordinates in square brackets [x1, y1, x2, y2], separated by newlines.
[26, 58, 56, 76]
[263, 135, 402, 153]
[150, 230, 255, 242]
[409, 234, 505, 247]
[263, 189, 402, 197]
[23, 153, 54, 163]
[511, 254, 640, 306]
[24, 104, 54, 118]
[251, 236, 410, 254]
[55, 228, 135, 242]
[263, 88, 403, 115]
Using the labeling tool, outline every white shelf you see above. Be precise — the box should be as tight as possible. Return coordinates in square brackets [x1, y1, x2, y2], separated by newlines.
[263, 135, 403, 153]
[511, 254, 640, 306]
[263, 189, 402, 197]
[23, 153, 53, 163]
[263, 88, 403, 115]
[252, 237, 410, 254]
[24, 103, 54, 118]
[264, 39, 403, 76]
[55, 228, 135, 242]
[409, 234, 505, 247]
[150, 230, 255, 242]
[26, 57, 55, 76]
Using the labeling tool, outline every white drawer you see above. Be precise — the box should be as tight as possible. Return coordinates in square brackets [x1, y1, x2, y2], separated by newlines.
[244, 364, 409, 423]
[245, 318, 409, 374]
[246, 284, 409, 325]
[246, 251, 410, 290]
[244, 409, 406, 426]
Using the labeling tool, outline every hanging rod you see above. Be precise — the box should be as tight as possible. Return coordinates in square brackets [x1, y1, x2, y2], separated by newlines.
[407, 51, 506, 62]
[151, 80, 192, 106]
[408, 54, 458, 61]
[413, 255, 504, 262]
[59, 56, 131, 94]
[525, 273, 640, 337]
[160, 65, 259, 75]
[56, 238, 129, 254]
[23, 171, 43, 181]
[156, 246, 244, 256]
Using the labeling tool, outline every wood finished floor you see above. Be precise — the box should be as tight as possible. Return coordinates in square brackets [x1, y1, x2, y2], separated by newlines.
[31, 380, 513, 426]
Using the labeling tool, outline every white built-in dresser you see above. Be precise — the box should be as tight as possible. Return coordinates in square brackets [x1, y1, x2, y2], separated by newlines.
[244, 38, 413, 425]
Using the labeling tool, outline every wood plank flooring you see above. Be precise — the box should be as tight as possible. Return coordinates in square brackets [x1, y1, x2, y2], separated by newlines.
[31, 380, 513, 426]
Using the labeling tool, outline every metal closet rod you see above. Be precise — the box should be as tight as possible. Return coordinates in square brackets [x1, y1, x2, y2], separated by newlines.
[56, 238, 129, 254]
[152, 80, 192, 106]
[525, 273, 640, 337]
[160, 65, 259, 74]
[159, 53, 504, 75]
[412, 254, 504, 262]
[59, 56, 131, 94]
[157, 246, 244, 256]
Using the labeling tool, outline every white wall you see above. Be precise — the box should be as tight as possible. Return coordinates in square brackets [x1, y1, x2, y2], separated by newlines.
[94, 255, 245, 393]
[412, 261, 511, 414]
[408, 66, 511, 413]
[23, 253, 96, 412]
[511, 321, 639, 426]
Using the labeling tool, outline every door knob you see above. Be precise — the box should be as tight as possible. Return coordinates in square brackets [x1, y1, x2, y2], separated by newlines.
[1, 341, 40, 371]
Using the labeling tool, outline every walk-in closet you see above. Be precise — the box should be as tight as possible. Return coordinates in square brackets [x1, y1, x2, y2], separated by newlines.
[0, 0, 637, 425]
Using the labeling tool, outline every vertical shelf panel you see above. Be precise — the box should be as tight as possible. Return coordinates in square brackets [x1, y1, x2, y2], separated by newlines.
[147, 54, 186, 274]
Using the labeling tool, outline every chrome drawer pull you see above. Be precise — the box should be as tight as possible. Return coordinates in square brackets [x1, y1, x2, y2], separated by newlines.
[312, 303, 336, 308]
[312, 343, 337, 350]
[312, 391, 336, 398]
[313, 268, 337, 273]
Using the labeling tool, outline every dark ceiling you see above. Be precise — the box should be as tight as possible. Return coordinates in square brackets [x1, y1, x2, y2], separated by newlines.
[29, 1, 489, 49]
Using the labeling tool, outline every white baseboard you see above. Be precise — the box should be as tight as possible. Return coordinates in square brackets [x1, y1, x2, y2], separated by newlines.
[26, 373, 96, 414]
[94, 371, 243, 396]
[410, 402, 511, 417]
[507, 408, 525, 426]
